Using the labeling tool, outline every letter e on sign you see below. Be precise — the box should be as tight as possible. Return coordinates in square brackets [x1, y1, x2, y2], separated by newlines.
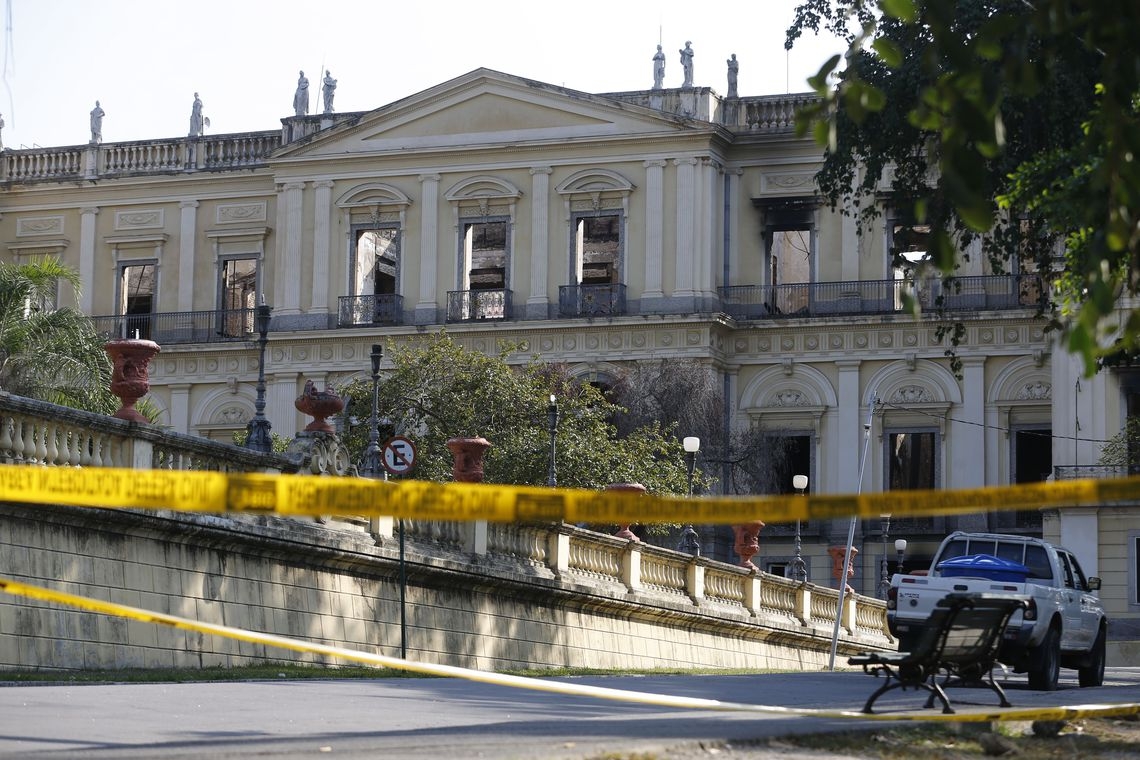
[382, 436, 417, 476]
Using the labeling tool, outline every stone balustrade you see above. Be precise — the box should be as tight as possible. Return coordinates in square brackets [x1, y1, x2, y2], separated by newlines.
[0, 391, 295, 472]
[376, 516, 890, 641]
[1, 132, 283, 185]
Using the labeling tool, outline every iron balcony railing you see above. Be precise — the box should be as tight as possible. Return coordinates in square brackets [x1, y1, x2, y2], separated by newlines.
[719, 274, 1044, 320]
[446, 289, 512, 322]
[91, 308, 255, 344]
[1053, 465, 1129, 479]
[558, 283, 627, 318]
[337, 294, 404, 327]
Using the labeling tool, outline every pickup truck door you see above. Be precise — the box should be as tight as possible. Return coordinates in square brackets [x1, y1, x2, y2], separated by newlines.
[1055, 552, 1092, 649]
[1062, 551, 1102, 648]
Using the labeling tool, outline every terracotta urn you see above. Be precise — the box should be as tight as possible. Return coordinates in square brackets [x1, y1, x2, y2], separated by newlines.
[446, 436, 492, 483]
[606, 482, 646, 541]
[104, 338, 161, 422]
[828, 545, 859, 593]
[295, 379, 345, 434]
[732, 520, 766, 570]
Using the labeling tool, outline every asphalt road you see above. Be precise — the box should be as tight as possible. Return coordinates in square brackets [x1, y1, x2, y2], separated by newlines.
[2, 667, 1139, 759]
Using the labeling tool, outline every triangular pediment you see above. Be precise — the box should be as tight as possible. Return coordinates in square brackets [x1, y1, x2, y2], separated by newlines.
[274, 69, 697, 159]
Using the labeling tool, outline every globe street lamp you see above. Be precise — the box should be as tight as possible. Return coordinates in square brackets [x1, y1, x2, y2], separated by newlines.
[245, 302, 273, 453]
[546, 394, 559, 487]
[791, 474, 809, 582]
[677, 436, 701, 556]
[895, 538, 908, 575]
[359, 344, 383, 479]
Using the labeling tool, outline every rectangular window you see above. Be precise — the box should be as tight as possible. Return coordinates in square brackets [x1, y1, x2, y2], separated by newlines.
[762, 202, 814, 315]
[576, 214, 621, 284]
[218, 257, 257, 337]
[354, 227, 400, 296]
[463, 220, 507, 291]
[886, 429, 938, 490]
[119, 262, 156, 339]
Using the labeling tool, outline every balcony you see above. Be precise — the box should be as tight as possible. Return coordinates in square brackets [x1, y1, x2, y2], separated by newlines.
[337, 294, 404, 327]
[92, 308, 256, 344]
[1053, 465, 1129, 480]
[558, 284, 627, 318]
[719, 274, 1044, 320]
[446, 289, 512, 322]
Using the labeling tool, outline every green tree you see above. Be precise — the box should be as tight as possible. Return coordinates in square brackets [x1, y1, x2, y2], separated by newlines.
[340, 331, 696, 494]
[787, 0, 1139, 374]
[0, 258, 116, 413]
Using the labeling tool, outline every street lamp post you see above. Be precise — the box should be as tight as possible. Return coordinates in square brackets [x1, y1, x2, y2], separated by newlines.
[895, 538, 908, 575]
[245, 303, 273, 453]
[546, 394, 559, 487]
[791, 474, 809, 582]
[677, 436, 701, 556]
[359, 344, 384, 478]
[878, 513, 892, 599]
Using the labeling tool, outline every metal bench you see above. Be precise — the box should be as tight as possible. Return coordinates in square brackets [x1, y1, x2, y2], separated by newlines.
[849, 592, 1029, 714]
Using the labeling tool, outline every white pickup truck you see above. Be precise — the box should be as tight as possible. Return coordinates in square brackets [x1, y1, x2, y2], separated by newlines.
[887, 531, 1107, 690]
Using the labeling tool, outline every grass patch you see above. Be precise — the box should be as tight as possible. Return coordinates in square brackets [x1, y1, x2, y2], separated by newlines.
[751, 718, 1140, 759]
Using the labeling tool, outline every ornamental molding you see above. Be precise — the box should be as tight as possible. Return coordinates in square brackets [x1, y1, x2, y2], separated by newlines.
[16, 215, 63, 236]
[217, 202, 267, 224]
[759, 171, 815, 194]
[1016, 381, 1052, 400]
[114, 209, 164, 230]
[888, 384, 936, 404]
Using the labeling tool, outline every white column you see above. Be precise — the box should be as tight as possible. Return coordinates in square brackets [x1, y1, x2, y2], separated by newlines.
[416, 173, 441, 324]
[673, 158, 697, 297]
[724, 168, 741, 288]
[79, 207, 99, 313]
[954, 357, 986, 488]
[643, 160, 666, 302]
[835, 360, 862, 494]
[266, 371, 299, 440]
[696, 158, 717, 298]
[841, 211, 859, 281]
[177, 201, 198, 312]
[527, 166, 552, 319]
[311, 180, 334, 317]
[280, 181, 305, 314]
[168, 382, 192, 435]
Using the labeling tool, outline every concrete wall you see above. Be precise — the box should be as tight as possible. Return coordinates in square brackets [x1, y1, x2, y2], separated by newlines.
[0, 503, 891, 673]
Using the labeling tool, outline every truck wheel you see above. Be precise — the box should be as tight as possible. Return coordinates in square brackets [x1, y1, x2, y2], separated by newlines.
[1078, 628, 1106, 687]
[1028, 627, 1060, 691]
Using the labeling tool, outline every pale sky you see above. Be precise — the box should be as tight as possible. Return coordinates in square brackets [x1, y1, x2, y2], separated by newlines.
[0, 0, 844, 150]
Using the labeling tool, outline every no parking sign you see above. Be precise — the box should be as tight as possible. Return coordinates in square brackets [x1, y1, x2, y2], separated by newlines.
[382, 436, 417, 476]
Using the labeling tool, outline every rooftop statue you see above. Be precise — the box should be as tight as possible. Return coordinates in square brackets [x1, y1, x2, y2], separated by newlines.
[726, 54, 739, 98]
[322, 71, 337, 114]
[679, 41, 694, 88]
[90, 100, 104, 144]
[188, 92, 205, 137]
[293, 70, 309, 117]
[652, 44, 665, 90]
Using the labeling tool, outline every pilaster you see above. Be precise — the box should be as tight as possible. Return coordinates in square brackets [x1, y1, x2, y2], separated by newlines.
[279, 182, 305, 315]
[79, 207, 99, 313]
[526, 167, 552, 319]
[311, 180, 334, 317]
[672, 158, 697, 298]
[416, 173, 441, 324]
[177, 201, 198, 312]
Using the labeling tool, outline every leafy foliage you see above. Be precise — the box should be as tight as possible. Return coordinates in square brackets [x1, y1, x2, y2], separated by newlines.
[339, 332, 695, 494]
[0, 258, 117, 413]
[787, 0, 1139, 374]
[607, 359, 801, 495]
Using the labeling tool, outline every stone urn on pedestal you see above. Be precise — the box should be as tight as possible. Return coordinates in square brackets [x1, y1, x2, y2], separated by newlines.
[446, 436, 493, 483]
[732, 520, 766, 570]
[606, 482, 645, 541]
[828, 545, 858, 594]
[295, 380, 345, 434]
[104, 338, 161, 422]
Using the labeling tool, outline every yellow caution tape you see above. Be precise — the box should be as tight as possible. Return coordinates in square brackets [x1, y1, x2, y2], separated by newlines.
[0, 463, 1135, 525]
[1, 575, 1137, 723]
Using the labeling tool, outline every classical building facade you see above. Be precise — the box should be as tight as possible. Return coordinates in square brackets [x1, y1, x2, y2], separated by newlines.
[1, 68, 1134, 650]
